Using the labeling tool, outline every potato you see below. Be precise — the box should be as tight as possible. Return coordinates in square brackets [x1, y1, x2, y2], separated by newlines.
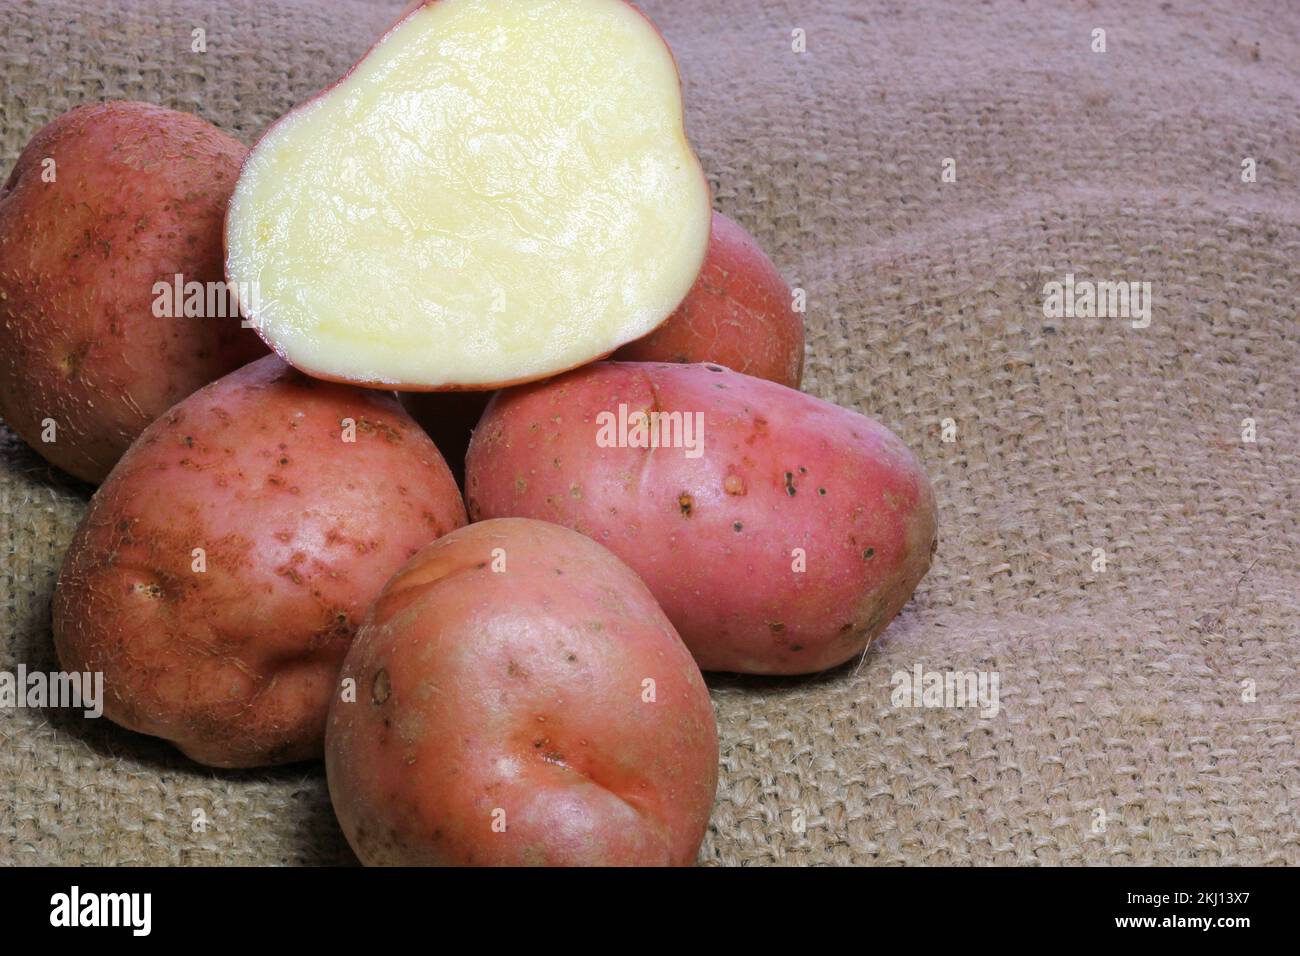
[0, 101, 265, 484]
[614, 212, 805, 387]
[465, 362, 937, 674]
[52, 355, 467, 767]
[226, 0, 710, 389]
[326, 518, 718, 866]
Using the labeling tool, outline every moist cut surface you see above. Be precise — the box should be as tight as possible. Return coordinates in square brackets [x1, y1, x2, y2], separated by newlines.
[226, 0, 711, 388]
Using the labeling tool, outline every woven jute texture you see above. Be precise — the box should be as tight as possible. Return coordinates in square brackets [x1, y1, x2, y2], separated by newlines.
[2, 0, 1297, 866]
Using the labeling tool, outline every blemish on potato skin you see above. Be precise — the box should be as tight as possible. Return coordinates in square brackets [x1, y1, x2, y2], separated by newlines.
[784, 472, 797, 496]
[862, 547, 875, 560]
[677, 492, 693, 516]
[371, 668, 391, 704]
[732, 521, 743, 532]
[353, 417, 405, 444]
[59, 346, 89, 380]
[723, 474, 745, 496]
[768, 622, 785, 634]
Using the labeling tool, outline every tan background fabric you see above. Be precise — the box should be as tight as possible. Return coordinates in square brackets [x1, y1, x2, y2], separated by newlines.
[2, 0, 1297, 865]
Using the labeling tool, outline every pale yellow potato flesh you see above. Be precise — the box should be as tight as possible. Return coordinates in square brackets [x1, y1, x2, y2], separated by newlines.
[226, 0, 710, 388]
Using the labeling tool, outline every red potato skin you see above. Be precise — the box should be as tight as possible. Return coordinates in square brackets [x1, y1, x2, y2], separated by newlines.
[326, 518, 718, 866]
[0, 102, 267, 484]
[614, 212, 805, 388]
[52, 355, 467, 768]
[465, 363, 937, 675]
[225, 0, 710, 392]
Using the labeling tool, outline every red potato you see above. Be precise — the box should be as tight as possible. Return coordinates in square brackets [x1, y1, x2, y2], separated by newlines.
[52, 355, 466, 767]
[326, 518, 718, 866]
[614, 211, 805, 388]
[465, 362, 937, 674]
[226, 0, 711, 390]
[0, 101, 266, 484]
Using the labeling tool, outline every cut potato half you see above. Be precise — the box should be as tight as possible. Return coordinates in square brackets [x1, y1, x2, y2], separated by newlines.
[226, 0, 711, 389]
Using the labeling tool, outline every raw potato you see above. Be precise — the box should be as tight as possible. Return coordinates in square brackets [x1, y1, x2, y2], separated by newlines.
[615, 212, 805, 387]
[465, 362, 937, 674]
[0, 101, 265, 484]
[226, 0, 711, 389]
[326, 518, 718, 866]
[52, 355, 467, 768]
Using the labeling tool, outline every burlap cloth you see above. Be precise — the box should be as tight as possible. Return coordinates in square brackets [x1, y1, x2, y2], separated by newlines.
[2, 0, 1297, 866]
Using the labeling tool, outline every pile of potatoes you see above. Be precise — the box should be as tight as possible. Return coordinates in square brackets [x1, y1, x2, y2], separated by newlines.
[0, 0, 936, 867]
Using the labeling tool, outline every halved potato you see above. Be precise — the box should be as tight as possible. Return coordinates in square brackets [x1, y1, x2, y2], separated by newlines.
[226, 0, 711, 389]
